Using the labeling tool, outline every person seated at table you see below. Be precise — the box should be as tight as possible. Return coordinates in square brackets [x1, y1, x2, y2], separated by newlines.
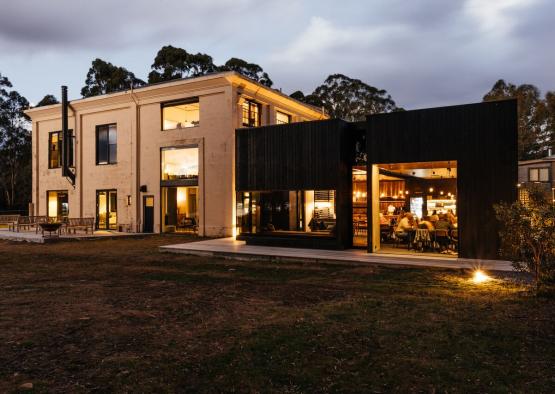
[395, 213, 415, 242]
[379, 213, 390, 225]
[434, 214, 451, 230]
[446, 209, 457, 226]
[419, 216, 434, 230]
[430, 210, 439, 223]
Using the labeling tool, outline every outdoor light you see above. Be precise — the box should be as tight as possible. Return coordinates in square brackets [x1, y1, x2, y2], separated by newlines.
[472, 270, 491, 284]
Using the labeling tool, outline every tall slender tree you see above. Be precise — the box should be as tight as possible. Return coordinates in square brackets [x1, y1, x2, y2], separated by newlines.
[0, 73, 31, 210]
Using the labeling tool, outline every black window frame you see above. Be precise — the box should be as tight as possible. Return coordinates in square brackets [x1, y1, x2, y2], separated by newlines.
[48, 130, 74, 169]
[242, 99, 261, 127]
[96, 123, 117, 165]
[161, 97, 200, 131]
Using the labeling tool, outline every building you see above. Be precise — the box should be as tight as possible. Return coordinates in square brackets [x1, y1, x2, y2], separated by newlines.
[235, 100, 518, 260]
[518, 151, 555, 203]
[25, 72, 326, 236]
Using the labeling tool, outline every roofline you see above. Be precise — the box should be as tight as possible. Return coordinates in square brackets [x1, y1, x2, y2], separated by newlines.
[24, 71, 326, 118]
[519, 157, 555, 165]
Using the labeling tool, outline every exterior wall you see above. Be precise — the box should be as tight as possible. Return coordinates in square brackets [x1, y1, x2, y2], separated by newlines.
[27, 73, 325, 237]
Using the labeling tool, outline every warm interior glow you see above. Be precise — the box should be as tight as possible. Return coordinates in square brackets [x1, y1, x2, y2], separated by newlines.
[472, 270, 491, 284]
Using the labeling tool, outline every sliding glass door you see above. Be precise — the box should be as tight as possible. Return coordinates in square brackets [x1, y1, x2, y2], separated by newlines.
[96, 190, 117, 230]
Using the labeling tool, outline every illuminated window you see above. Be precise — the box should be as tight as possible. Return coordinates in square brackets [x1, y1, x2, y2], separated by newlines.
[242, 100, 261, 127]
[161, 146, 199, 182]
[276, 111, 291, 125]
[96, 124, 117, 165]
[162, 99, 200, 130]
[47, 190, 69, 219]
[529, 167, 550, 182]
[48, 130, 74, 169]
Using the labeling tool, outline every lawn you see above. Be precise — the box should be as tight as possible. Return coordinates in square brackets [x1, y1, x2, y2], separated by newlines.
[0, 236, 553, 393]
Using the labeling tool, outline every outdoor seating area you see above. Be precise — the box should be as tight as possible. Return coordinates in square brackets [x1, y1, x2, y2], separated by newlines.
[0, 215, 95, 237]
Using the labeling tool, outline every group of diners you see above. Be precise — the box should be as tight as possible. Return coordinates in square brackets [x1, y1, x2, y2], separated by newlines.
[380, 209, 458, 253]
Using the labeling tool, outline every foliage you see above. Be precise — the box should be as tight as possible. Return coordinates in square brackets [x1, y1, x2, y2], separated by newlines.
[219, 57, 273, 87]
[81, 58, 145, 98]
[0, 73, 31, 210]
[291, 74, 398, 121]
[494, 186, 555, 291]
[148, 45, 217, 83]
[36, 94, 59, 107]
[483, 79, 554, 160]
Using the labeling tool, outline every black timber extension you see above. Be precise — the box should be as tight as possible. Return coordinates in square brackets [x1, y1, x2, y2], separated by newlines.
[235, 99, 518, 260]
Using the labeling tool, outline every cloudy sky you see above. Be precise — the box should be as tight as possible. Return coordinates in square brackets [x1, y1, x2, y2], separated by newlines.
[1, 0, 553, 108]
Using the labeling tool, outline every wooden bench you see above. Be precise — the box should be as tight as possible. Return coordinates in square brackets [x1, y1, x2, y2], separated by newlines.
[64, 218, 95, 234]
[9, 216, 32, 232]
[0, 215, 20, 229]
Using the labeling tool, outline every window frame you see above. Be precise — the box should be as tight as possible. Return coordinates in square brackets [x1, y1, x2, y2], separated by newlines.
[95, 123, 117, 165]
[48, 130, 75, 169]
[529, 167, 550, 182]
[276, 110, 292, 125]
[161, 97, 200, 131]
[242, 99, 262, 127]
[160, 144, 200, 187]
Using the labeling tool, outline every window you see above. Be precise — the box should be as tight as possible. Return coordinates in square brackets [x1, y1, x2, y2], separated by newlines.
[96, 124, 117, 165]
[48, 132, 61, 168]
[529, 167, 550, 182]
[48, 130, 74, 169]
[236, 190, 336, 236]
[276, 111, 291, 125]
[161, 146, 199, 183]
[242, 100, 261, 127]
[162, 99, 200, 130]
[47, 190, 69, 219]
[96, 190, 117, 230]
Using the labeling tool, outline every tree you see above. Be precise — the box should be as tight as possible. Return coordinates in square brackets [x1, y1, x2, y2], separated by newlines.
[220, 58, 273, 87]
[36, 94, 59, 107]
[289, 90, 324, 108]
[148, 45, 217, 83]
[81, 58, 145, 98]
[0, 75, 31, 211]
[483, 80, 547, 160]
[494, 186, 555, 292]
[545, 91, 555, 154]
[310, 74, 398, 121]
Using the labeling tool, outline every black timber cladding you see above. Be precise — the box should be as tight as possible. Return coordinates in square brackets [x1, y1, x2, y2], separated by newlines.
[236, 119, 351, 191]
[366, 99, 518, 260]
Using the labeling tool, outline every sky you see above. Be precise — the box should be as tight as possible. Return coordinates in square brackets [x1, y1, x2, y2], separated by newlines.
[0, 0, 554, 109]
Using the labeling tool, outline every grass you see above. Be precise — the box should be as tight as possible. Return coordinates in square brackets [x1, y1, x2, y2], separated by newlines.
[0, 235, 553, 393]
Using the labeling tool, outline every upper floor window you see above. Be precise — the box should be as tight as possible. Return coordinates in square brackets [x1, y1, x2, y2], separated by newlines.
[276, 111, 291, 125]
[96, 124, 117, 165]
[242, 100, 261, 127]
[162, 98, 200, 130]
[48, 130, 74, 169]
[529, 167, 550, 182]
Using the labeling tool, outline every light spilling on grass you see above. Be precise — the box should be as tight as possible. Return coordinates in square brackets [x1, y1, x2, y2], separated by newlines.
[472, 270, 491, 284]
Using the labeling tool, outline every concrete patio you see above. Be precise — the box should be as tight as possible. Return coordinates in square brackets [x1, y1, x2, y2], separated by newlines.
[160, 237, 514, 272]
[0, 228, 149, 243]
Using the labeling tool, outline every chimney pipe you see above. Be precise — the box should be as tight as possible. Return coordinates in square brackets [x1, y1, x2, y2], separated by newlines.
[61, 86, 69, 177]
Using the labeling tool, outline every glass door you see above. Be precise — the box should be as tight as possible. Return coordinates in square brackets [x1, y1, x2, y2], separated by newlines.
[96, 190, 117, 230]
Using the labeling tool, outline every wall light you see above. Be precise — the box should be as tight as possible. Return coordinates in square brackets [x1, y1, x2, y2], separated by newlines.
[127, 195, 132, 206]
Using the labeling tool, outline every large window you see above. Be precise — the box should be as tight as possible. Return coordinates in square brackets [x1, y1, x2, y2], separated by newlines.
[162, 99, 200, 130]
[47, 190, 69, 219]
[242, 100, 261, 127]
[96, 124, 117, 165]
[161, 146, 199, 183]
[48, 130, 74, 169]
[236, 190, 336, 236]
[529, 167, 550, 182]
[276, 111, 291, 125]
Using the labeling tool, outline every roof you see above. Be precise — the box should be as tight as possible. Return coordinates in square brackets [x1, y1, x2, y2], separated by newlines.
[24, 71, 326, 119]
[519, 156, 555, 165]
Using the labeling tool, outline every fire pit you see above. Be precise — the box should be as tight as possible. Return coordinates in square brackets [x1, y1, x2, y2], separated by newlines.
[39, 222, 62, 237]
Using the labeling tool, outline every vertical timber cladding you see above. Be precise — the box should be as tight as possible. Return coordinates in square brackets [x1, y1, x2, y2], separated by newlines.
[366, 100, 518, 260]
[235, 119, 354, 248]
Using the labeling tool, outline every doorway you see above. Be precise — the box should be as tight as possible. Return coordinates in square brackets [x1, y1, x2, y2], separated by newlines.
[161, 186, 199, 233]
[143, 195, 154, 233]
[96, 190, 117, 230]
